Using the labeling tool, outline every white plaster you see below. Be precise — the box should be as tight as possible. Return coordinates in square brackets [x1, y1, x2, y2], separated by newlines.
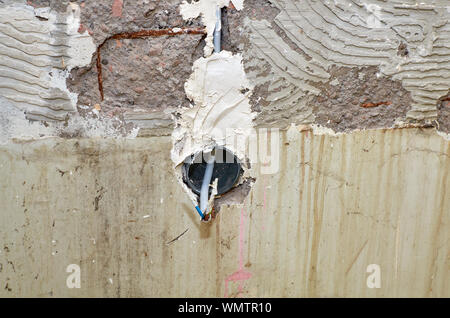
[0, 96, 139, 143]
[362, 3, 383, 28]
[64, 4, 96, 78]
[309, 124, 345, 136]
[436, 130, 450, 141]
[172, 51, 255, 166]
[34, 7, 51, 20]
[171, 50, 255, 207]
[175, 1, 254, 206]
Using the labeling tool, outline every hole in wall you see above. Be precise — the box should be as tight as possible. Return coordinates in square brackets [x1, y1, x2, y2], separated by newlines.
[182, 146, 242, 196]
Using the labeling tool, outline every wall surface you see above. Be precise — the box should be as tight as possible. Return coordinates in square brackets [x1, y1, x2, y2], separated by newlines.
[0, 0, 449, 298]
[0, 127, 448, 297]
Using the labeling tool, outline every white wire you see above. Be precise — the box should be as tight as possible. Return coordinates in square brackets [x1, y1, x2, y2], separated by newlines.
[200, 155, 215, 214]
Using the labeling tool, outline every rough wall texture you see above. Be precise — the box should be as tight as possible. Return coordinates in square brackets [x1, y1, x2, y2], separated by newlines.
[73, 35, 204, 117]
[235, 0, 450, 131]
[1, 0, 448, 135]
[310, 65, 413, 131]
[5, 0, 205, 136]
[29, 0, 201, 45]
[63, 0, 206, 132]
[437, 90, 450, 132]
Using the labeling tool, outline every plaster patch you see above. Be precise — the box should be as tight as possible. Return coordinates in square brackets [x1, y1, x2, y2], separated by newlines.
[436, 130, 450, 141]
[308, 124, 344, 137]
[0, 96, 54, 144]
[362, 3, 383, 29]
[172, 51, 254, 166]
[171, 50, 256, 208]
[0, 96, 139, 144]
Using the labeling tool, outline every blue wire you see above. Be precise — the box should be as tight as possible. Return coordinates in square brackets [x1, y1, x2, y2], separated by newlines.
[195, 206, 204, 220]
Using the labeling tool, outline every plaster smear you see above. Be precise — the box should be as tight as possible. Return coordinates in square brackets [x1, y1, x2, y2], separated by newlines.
[0, 2, 95, 121]
[171, 51, 255, 167]
[0, 96, 139, 144]
[180, 0, 244, 56]
[175, 1, 255, 207]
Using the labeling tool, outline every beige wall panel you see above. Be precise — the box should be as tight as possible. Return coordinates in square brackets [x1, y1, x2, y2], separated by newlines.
[0, 127, 448, 297]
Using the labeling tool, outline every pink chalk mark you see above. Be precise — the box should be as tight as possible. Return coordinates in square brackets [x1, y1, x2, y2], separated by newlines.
[224, 269, 252, 298]
[112, 0, 123, 17]
[224, 204, 253, 297]
[262, 175, 267, 231]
